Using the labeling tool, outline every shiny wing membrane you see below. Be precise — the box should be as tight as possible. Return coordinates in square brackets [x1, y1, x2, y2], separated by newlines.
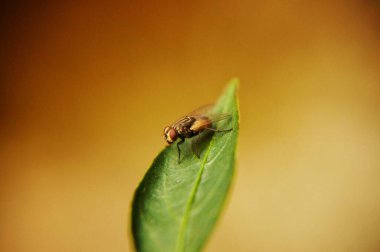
[187, 104, 215, 117]
[188, 103, 231, 126]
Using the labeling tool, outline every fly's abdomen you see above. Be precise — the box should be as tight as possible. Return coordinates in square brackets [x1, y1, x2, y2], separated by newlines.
[190, 117, 212, 132]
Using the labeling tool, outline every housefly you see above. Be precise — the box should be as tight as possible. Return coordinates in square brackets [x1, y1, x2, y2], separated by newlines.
[163, 104, 232, 163]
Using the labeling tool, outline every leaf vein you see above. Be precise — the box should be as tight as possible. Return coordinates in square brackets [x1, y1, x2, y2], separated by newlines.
[175, 138, 214, 252]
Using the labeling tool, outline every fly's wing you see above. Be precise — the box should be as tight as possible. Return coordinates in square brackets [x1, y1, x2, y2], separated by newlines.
[207, 113, 232, 123]
[169, 104, 214, 128]
[188, 103, 231, 122]
[187, 104, 231, 130]
[186, 103, 215, 117]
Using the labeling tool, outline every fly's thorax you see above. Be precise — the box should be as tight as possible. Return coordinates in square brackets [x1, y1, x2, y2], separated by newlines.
[173, 116, 195, 128]
[172, 116, 195, 138]
[178, 127, 192, 138]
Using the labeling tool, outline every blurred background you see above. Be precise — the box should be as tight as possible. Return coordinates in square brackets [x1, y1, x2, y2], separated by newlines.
[1, 0, 380, 251]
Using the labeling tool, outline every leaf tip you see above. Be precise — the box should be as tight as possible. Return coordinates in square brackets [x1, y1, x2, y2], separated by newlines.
[226, 78, 239, 94]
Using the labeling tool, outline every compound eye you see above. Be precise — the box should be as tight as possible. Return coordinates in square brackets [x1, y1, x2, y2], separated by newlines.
[165, 128, 178, 144]
[168, 129, 177, 142]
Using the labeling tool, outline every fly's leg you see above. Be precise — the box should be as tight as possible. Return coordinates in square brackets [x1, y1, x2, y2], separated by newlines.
[177, 138, 185, 164]
[191, 134, 201, 159]
[204, 127, 233, 133]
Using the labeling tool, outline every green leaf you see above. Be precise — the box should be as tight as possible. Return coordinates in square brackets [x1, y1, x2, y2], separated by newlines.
[132, 79, 240, 252]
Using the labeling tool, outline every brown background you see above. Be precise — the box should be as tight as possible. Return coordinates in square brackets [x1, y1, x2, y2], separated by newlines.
[1, 1, 380, 251]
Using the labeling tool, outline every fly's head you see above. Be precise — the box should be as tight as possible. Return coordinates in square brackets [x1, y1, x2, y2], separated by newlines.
[163, 126, 178, 145]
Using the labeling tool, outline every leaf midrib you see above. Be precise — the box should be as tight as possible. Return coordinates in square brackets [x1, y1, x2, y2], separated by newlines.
[175, 139, 214, 252]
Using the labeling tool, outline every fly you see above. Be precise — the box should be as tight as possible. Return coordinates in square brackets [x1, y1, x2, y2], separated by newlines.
[163, 104, 232, 163]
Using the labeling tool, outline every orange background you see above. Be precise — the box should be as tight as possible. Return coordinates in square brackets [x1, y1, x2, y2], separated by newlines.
[1, 1, 380, 251]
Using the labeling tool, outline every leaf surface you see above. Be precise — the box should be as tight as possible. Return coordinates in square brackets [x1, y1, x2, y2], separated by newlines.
[132, 79, 240, 252]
